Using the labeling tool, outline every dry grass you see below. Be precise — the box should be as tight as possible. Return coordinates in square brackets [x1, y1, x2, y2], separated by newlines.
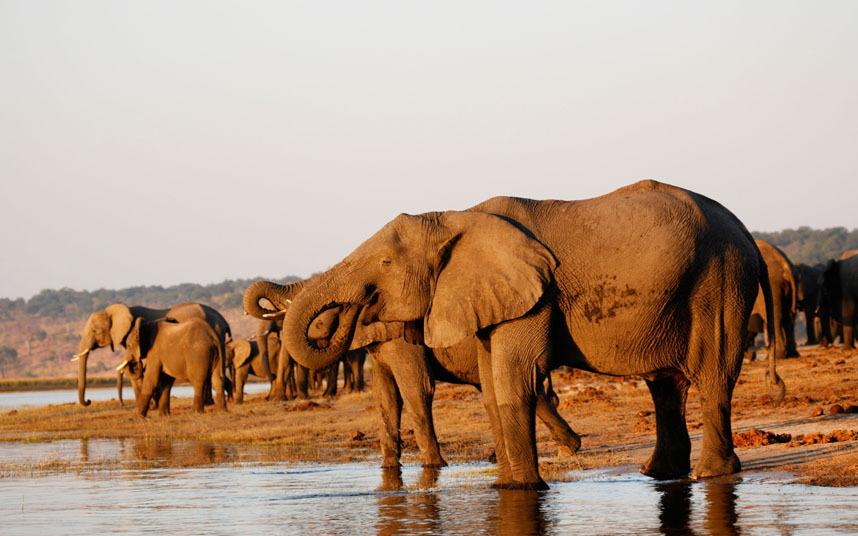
[1, 344, 857, 486]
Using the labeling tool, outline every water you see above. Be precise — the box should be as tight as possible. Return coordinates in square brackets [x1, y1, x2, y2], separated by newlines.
[0, 382, 271, 410]
[1, 439, 857, 535]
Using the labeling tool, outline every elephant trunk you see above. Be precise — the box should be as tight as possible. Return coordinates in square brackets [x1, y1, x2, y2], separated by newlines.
[76, 348, 91, 406]
[282, 279, 365, 370]
[243, 280, 310, 319]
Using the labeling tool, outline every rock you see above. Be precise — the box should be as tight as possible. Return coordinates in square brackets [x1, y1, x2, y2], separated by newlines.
[812, 406, 824, 417]
[846, 405, 858, 414]
[350, 430, 366, 441]
[636, 410, 653, 418]
[830, 404, 845, 415]
[733, 428, 791, 448]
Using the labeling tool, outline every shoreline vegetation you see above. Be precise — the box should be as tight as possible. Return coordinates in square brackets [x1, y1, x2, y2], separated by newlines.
[2, 345, 856, 487]
[0, 375, 119, 392]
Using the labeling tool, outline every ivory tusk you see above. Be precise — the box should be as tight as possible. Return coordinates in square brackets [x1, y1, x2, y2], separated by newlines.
[70, 356, 79, 362]
[262, 309, 287, 319]
[70, 350, 89, 361]
[115, 359, 130, 371]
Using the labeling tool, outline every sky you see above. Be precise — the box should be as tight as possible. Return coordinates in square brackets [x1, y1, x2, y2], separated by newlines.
[1, 1, 856, 299]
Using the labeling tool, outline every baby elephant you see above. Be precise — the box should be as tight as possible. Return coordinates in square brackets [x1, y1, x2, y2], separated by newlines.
[126, 317, 227, 416]
[226, 338, 276, 403]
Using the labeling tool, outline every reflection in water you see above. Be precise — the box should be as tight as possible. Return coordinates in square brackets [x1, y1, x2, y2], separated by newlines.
[377, 466, 442, 535]
[656, 478, 741, 535]
[656, 480, 693, 534]
[493, 490, 549, 536]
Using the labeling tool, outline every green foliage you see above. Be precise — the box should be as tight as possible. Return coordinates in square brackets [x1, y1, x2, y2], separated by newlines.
[753, 227, 858, 266]
[0, 276, 300, 320]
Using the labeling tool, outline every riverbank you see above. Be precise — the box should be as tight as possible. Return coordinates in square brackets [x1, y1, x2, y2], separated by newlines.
[0, 375, 122, 392]
[1, 345, 856, 486]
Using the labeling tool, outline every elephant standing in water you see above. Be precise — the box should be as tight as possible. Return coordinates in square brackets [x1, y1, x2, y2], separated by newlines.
[125, 317, 226, 416]
[818, 252, 858, 348]
[73, 302, 231, 406]
[275, 180, 781, 488]
[245, 282, 582, 468]
[745, 240, 799, 359]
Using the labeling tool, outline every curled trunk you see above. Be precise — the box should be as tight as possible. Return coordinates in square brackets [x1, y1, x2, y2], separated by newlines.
[282, 283, 364, 370]
[243, 279, 311, 319]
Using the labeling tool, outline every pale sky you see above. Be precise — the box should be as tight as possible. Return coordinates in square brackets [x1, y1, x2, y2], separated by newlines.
[1, 1, 856, 299]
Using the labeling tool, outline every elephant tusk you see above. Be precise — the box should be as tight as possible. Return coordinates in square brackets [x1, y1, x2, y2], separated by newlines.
[71, 350, 90, 361]
[115, 359, 130, 371]
[262, 309, 288, 319]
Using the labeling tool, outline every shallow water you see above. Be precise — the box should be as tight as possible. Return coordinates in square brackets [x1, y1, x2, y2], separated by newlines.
[1, 439, 857, 535]
[0, 382, 270, 409]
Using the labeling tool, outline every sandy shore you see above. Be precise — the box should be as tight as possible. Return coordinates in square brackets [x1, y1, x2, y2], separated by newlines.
[1, 345, 856, 486]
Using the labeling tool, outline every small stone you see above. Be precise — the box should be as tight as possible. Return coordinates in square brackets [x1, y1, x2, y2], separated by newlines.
[811, 406, 824, 417]
[829, 404, 845, 415]
[636, 410, 653, 418]
[350, 430, 366, 441]
[846, 405, 858, 414]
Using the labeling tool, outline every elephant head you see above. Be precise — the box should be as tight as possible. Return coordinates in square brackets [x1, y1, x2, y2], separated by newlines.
[73, 304, 135, 406]
[228, 339, 255, 369]
[280, 211, 556, 370]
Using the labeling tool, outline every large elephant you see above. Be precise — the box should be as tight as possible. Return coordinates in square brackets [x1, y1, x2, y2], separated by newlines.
[276, 180, 781, 488]
[73, 302, 231, 406]
[125, 317, 226, 416]
[746, 240, 799, 359]
[818, 252, 858, 348]
[245, 283, 582, 468]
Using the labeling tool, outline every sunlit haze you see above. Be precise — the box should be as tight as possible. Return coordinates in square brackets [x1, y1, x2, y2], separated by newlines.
[1, 1, 856, 299]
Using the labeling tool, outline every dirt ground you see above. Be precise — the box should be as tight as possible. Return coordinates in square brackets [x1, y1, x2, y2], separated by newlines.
[1, 344, 857, 486]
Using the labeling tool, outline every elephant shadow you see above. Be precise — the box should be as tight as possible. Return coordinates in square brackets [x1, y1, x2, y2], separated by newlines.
[657, 478, 740, 536]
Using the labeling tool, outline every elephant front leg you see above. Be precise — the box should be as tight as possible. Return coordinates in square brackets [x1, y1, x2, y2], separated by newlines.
[488, 318, 549, 490]
[373, 363, 403, 468]
[137, 362, 163, 417]
[475, 337, 514, 487]
[640, 374, 691, 479]
[157, 376, 175, 416]
[269, 345, 289, 401]
[235, 366, 249, 404]
[388, 344, 446, 467]
[842, 299, 855, 348]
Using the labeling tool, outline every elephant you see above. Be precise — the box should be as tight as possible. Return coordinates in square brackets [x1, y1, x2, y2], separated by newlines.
[818, 252, 858, 348]
[745, 240, 799, 359]
[245, 282, 582, 468]
[272, 180, 782, 489]
[795, 263, 827, 345]
[72, 302, 231, 406]
[225, 338, 276, 403]
[124, 317, 226, 416]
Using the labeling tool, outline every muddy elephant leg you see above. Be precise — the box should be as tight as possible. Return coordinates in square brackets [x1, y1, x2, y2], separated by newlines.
[474, 336, 515, 487]
[785, 310, 800, 358]
[387, 343, 446, 467]
[269, 345, 289, 401]
[354, 352, 366, 391]
[842, 299, 855, 349]
[803, 307, 818, 345]
[534, 393, 581, 457]
[211, 353, 226, 411]
[322, 364, 338, 399]
[157, 376, 175, 416]
[235, 366, 249, 404]
[373, 362, 403, 468]
[137, 361, 163, 417]
[295, 365, 310, 400]
[640, 373, 691, 479]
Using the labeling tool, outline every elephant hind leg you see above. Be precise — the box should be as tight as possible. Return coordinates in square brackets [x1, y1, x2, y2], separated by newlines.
[640, 372, 691, 479]
[157, 375, 175, 416]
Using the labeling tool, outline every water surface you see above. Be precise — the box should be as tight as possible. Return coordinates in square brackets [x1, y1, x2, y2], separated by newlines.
[1, 439, 857, 535]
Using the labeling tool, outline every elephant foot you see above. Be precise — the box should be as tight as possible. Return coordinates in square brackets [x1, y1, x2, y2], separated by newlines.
[421, 458, 448, 468]
[640, 453, 691, 480]
[381, 458, 401, 469]
[491, 479, 549, 491]
[692, 452, 741, 480]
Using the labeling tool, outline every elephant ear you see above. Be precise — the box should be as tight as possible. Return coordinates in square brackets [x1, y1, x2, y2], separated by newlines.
[425, 211, 557, 348]
[232, 340, 254, 368]
[126, 318, 144, 361]
[105, 303, 133, 351]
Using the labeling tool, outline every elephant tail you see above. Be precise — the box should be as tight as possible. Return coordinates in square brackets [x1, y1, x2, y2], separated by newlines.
[759, 251, 786, 404]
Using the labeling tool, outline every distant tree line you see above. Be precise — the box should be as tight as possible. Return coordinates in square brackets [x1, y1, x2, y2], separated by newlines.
[0, 276, 300, 320]
[753, 227, 858, 266]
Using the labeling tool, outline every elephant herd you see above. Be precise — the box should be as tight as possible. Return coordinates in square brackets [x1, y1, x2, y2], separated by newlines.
[72, 181, 858, 490]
